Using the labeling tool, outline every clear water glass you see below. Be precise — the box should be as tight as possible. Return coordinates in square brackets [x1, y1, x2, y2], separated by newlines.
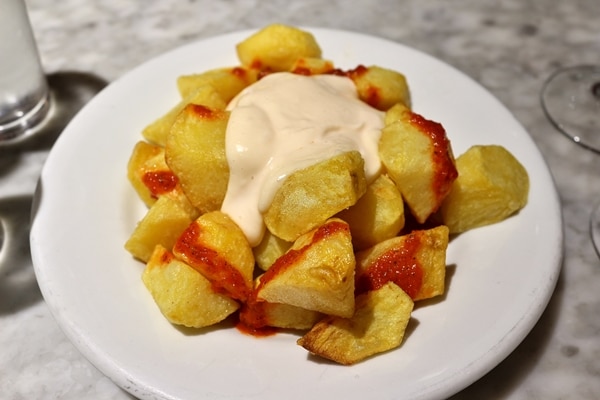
[0, 0, 50, 143]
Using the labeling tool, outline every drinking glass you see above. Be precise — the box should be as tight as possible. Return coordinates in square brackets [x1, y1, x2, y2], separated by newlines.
[0, 0, 50, 143]
[541, 65, 600, 257]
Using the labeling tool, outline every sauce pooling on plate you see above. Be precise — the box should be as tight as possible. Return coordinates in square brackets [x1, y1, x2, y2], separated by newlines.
[221, 72, 384, 246]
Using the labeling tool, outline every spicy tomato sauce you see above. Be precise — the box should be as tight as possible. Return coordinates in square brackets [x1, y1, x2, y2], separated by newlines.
[173, 221, 251, 302]
[355, 231, 424, 299]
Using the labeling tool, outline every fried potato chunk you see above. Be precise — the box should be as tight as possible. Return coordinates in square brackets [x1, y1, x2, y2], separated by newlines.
[264, 151, 367, 242]
[172, 211, 254, 302]
[379, 103, 458, 223]
[127, 140, 176, 207]
[297, 282, 414, 365]
[355, 225, 449, 301]
[289, 57, 335, 75]
[347, 65, 411, 111]
[337, 173, 405, 250]
[256, 219, 355, 318]
[126, 140, 198, 217]
[238, 296, 323, 332]
[236, 24, 322, 72]
[253, 229, 292, 271]
[125, 195, 194, 263]
[142, 85, 228, 146]
[439, 145, 529, 233]
[258, 299, 323, 330]
[143, 245, 239, 328]
[165, 104, 230, 214]
[176, 66, 258, 101]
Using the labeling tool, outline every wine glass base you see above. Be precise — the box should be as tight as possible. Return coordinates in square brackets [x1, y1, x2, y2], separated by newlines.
[591, 202, 600, 259]
[541, 65, 600, 154]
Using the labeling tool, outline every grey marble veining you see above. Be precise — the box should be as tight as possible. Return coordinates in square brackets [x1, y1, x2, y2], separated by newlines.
[1, 0, 600, 399]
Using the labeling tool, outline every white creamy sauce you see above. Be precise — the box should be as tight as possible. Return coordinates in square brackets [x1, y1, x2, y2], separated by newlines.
[221, 72, 384, 246]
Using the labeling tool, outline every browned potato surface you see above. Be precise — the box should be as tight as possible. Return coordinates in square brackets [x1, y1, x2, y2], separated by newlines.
[142, 85, 228, 146]
[355, 225, 449, 301]
[126, 140, 198, 218]
[172, 211, 254, 302]
[289, 57, 335, 75]
[439, 145, 529, 233]
[347, 65, 411, 111]
[165, 104, 230, 214]
[127, 141, 171, 207]
[297, 282, 414, 365]
[143, 245, 239, 328]
[253, 229, 292, 271]
[337, 173, 405, 250]
[258, 300, 323, 330]
[236, 24, 322, 72]
[379, 103, 458, 223]
[264, 151, 367, 242]
[176, 67, 258, 100]
[255, 219, 356, 318]
[125, 195, 194, 263]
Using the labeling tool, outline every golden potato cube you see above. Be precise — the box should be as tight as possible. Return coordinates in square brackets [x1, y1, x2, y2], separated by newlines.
[165, 104, 230, 214]
[177, 66, 258, 101]
[142, 85, 228, 146]
[172, 211, 254, 302]
[126, 141, 198, 217]
[239, 275, 322, 331]
[253, 229, 292, 271]
[289, 57, 334, 75]
[297, 282, 414, 365]
[264, 151, 367, 242]
[379, 103, 458, 223]
[256, 219, 355, 318]
[236, 24, 322, 72]
[348, 65, 411, 111]
[127, 140, 173, 207]
[143, 245, 239, 328]
[337, 173, 405, 250]
[439, 145, 529, 233]
[238, 296, 322, 332]
[125, 195, 194, 263]
[260, 302, 323, 330]
[238, 274, 320, 331]
[355, 225, 449, 301]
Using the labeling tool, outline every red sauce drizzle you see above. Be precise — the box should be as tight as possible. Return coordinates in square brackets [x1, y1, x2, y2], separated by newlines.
[327, 65, 382, 108]
[346, 66, 375, 106]
[346, 64, 368, 77]
[188, 103, 217, 119]
[173, 222, 250, 302]
[158, 248, 175, 264]
[231, 67, 248, 79]
[250, 59, 263, 70]
[409, 112, 458, 205]
[355, 231, 424, 299]
[236, 301, 277, 337]
[291, 67, 312, 76]
[142, 170, 178, 198]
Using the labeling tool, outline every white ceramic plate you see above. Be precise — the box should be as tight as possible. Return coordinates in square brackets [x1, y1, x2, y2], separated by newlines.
[31, 28, 563, 400]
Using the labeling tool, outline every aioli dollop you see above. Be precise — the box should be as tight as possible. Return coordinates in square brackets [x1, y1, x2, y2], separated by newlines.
[221, 72, 384, 246]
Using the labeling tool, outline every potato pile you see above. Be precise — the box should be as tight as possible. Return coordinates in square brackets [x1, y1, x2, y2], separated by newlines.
[124, 24, 529, 365]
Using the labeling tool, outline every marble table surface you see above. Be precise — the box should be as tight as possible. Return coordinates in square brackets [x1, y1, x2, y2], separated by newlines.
[2, 0, 599, 399]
